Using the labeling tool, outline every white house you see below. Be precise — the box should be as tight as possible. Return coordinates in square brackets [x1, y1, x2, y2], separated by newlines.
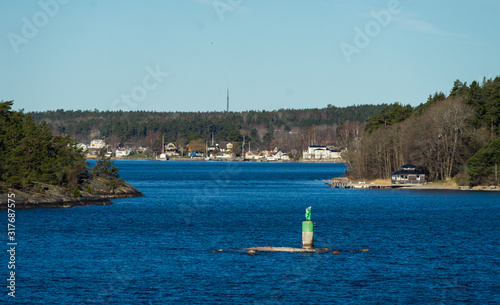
[90, 139, 106, 149]
[115, 148, 131, 157]
[165, 143, 178, 156]
[244, 151, 256, 160]
[267, 153, 279, 161]
[303, 146, 342, 160]
[277, 151, 290, 161]
[216, 152, 234, 159]
[245, 150, 290, 161]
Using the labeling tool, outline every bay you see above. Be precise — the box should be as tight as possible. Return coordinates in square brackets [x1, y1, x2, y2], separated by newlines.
[5, 161, 500, 304]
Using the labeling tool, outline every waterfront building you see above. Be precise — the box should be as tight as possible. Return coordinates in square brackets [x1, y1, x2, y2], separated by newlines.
[391, 164, 426, 185]
[302, 146, 341, 160]
[115, 148, 131, 158]
[165, 143, 178, 156]
[90, 139, 106, 149]
[244, 151, 256, 160]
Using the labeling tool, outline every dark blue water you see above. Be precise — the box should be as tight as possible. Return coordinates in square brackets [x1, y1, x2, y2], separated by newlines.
[3, 161, 500, 304]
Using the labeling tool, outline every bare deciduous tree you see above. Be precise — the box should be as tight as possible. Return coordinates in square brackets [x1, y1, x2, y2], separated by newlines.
[347, 97, 475, 181]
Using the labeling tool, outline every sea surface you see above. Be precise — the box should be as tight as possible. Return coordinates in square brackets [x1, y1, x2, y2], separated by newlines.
[3, 161, 500, 304]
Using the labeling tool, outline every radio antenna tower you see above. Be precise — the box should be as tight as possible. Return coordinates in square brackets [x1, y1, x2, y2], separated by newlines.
[226, 88, 229, 114]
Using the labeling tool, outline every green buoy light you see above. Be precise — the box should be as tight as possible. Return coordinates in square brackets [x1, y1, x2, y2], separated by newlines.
[302, 206, 314, 249]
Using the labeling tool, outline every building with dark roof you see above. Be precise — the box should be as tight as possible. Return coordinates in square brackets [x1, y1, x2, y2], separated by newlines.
[391, 164, 426, 185]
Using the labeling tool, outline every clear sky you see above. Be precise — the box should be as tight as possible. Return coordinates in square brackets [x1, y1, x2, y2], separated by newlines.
[1, 0, 499, 113]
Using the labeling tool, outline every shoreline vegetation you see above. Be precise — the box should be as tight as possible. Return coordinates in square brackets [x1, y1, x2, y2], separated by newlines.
[344, 77, 500, 187]
[0, 101, 143, 210]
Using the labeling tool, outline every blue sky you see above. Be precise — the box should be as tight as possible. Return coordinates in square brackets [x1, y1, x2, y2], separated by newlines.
[1, 0, 499, 112]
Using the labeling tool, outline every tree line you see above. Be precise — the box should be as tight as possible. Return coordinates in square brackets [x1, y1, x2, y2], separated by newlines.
[29, 104, 387, 152]
[346, 77, 500, 186]
[0, 101, 121, 194]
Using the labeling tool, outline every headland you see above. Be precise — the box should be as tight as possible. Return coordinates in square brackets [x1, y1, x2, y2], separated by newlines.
[0, 177, 144, 210]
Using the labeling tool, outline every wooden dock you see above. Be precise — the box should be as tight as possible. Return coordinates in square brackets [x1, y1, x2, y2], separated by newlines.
[324, 178, 392, 189]
[325, 177, 350, 188]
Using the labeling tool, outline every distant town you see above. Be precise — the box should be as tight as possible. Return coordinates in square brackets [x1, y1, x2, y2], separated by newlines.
[80, 138, 344, 162]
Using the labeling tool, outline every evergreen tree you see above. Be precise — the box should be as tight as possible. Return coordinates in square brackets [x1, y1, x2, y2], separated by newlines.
[91, 153, 124, 191]
[365, 103, 413, 133]
[92, 153, 120, 180]
[449, 79, 468, 97]
[467, 137, 500, 185]
[0, 101, 90, 191]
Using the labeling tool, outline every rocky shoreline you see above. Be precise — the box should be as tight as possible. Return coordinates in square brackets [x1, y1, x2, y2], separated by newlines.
[326, 177, 500, 192]
[396, 184, 500, 191]
[390, 180, 500, 191]
[0, 178, 144, 210]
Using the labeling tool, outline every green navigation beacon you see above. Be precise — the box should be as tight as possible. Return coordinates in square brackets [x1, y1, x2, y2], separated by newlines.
[302, 206, 314, 249]
[305, 206, 311, 221]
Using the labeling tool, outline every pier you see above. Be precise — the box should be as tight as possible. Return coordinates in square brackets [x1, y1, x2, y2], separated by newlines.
[324, 178, 392, 189]
[325, 177, 350, 188]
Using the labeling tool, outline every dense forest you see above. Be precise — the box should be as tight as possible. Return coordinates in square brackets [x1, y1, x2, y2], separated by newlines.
[29, 104, 387, 154]
[346, 77, 500, 186]
[0, 101, 121, 194]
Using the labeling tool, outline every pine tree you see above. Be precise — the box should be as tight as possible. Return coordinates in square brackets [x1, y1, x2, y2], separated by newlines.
[0, 101, 90, 191]
[467, 137, 500, 185]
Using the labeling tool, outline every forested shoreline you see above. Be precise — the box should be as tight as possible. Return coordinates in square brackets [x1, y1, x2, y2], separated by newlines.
[345, 77, 500, 186]
[0, 101, 143, 208]
[29, 104, 387, 154]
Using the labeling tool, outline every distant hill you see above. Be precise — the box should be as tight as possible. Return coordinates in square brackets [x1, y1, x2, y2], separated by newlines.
[29, 104, 388, 152]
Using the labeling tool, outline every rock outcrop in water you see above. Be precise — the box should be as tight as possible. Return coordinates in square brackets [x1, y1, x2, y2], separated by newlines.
[0, 178, 144, 210]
